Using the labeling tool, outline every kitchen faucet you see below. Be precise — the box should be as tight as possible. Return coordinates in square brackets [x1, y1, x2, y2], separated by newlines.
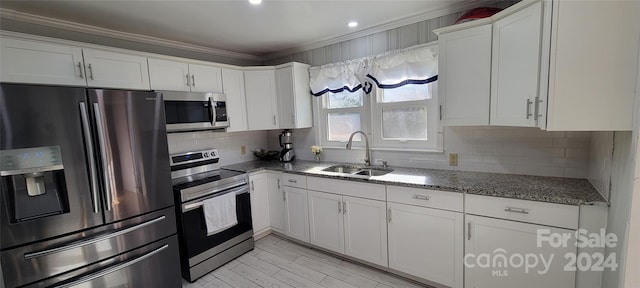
[346, 131, 370, 166]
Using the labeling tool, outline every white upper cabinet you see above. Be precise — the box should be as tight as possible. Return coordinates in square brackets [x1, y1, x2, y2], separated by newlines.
[0, 38, 86, 86]
[221, 68, 248, 132]
[82, 48, 150, 90]
[148, 58, 190, 91]
[437, 23, 492, 126]
[188, 63, 223, 93]
[148, 58, 222, 93]
[0, 37, 150, 90]
[244, 68, 278, 130]
[490, 1, 543, 127]
[436, 0, 637, 131]
[275, 62, 313, 129]
[546, 0, 639, 130]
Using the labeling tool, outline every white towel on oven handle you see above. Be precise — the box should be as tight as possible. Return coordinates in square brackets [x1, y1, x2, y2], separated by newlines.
[203, 191, 237, 236]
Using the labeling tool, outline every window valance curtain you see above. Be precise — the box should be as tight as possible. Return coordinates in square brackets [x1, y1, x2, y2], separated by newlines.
[309, 42, 438, 96]
[367, 43, 438, 89]
[309, 58, 369, 96]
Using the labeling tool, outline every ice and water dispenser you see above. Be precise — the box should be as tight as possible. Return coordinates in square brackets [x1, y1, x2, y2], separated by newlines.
[0, 146, 69, 222]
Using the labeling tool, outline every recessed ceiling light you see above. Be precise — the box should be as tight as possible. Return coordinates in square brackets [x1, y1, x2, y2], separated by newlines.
[249, 0, 262, 5]
[348, 21, 358, 28]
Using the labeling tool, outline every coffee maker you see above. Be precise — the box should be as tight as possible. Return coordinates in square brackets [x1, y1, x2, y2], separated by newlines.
[279, 130, 295, 162]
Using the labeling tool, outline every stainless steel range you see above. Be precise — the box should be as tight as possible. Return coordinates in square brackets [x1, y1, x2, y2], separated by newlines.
[170, 149, 253, 282]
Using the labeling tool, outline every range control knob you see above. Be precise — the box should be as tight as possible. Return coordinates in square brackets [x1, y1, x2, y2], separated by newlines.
[203, 152, 209, 158]
[210, 151, 216, 157]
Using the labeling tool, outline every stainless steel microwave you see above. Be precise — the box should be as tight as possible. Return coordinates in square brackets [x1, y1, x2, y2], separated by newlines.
[162, 91, 229, 132]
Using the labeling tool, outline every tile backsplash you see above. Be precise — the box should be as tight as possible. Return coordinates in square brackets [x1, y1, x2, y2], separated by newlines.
[272, 126, 592, 178]
[167, 130, 269, 166]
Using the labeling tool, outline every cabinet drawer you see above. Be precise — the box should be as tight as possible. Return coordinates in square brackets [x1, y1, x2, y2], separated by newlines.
[307, 177, 385, 201]
[465, 194, 579, 229]
[387, 185, 463, 212]
[281, 173, 306, 189]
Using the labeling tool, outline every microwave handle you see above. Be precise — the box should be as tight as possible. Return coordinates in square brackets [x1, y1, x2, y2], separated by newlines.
[209, 97, 217, 126]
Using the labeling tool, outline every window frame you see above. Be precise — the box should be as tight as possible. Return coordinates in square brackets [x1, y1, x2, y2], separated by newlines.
[316, 89, 370, 148]
[370, 82, 442, 151]
[314, 84, 442, 152]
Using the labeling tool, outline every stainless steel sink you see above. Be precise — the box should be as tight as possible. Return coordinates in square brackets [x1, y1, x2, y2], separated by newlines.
[354, 168, 392, 176]
[321, 165, 362, 174]
[321, 165, 393, 177]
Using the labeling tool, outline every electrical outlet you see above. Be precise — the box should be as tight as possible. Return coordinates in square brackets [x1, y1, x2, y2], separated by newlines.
[449, 153, 458, 166]
[241, 146, 246, 155]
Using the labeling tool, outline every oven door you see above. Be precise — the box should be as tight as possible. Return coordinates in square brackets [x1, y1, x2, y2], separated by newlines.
[178, 184, 252, 263]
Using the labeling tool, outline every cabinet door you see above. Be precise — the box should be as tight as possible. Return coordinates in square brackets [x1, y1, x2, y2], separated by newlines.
[148, 58, 190, 91]
[82, 48, 150, 90]
[249, 173, 270, 234]
[189, 64, 223, 93]
[283, 186, 309, 242]
[267, 174, 286, 233]
[276, 66, 296, 129]
[221, 68, 248, 132]
[465, 215, 576, 288]
[343, 196, 387, 267]
[0, 38, 86, 86]
[308, 191, 344, 253]
[490, 1, 542, 127]
[388, 203, 463, 288]
[244, 70, 278, 130]
[439, 24, 492, 126]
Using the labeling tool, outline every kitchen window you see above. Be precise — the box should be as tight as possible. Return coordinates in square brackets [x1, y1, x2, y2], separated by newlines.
[318, 89, 369, 146]
[316, 82, 442, 151]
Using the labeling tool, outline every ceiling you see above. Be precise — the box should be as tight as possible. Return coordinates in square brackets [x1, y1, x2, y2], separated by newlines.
[0, 0, 473, 58]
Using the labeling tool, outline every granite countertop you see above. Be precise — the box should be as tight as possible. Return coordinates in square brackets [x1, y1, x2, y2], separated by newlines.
[222, 159, 607, 206]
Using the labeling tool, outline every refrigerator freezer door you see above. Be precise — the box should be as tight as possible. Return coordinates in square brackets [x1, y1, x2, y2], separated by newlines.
[1, 207, 177, 288]
[87, 89, 173, 223]
[0, 84, 104, 249]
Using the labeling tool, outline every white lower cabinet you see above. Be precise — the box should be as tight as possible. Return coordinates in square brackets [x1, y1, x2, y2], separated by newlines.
[308, 191, 344, 253]
[387, 202, 464, 288]
[343, 196, 388, 267]
[248, 173, 270, 235]
[465, 215, 576, 288]
[266, 173, 286, 233]
[283, 186, 309, 242]
[307, 178, 388, 268]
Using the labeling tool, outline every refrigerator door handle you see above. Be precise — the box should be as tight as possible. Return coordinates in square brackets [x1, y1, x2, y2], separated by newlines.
[93, 103, 113, 211]
[79, 102, 100, 214]
[24, 216, 166, 260]
[52, 243, 169, 288]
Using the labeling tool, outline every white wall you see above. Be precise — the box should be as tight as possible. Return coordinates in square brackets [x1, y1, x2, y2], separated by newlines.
[589, 132, 614, 200]
[268, 126, 592, 178]
[167, 130, 269, 166]
[601, 132, 635, 288]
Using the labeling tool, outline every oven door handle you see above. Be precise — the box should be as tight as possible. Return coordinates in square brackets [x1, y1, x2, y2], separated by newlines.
[182, 185, 249, 212]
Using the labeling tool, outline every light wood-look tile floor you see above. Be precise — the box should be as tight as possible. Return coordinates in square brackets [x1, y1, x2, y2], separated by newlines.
[182, 234, 433, 288]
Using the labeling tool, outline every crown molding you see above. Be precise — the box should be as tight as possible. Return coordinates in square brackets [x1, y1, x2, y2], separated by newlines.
[0, 8, 262, 62]
[261, 0, 501, 61]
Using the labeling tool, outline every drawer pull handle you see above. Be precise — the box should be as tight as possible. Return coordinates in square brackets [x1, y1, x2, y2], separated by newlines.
[288, 179, 297, 183]
[412, 195, 430, 201]
[504, 207, 529, 214]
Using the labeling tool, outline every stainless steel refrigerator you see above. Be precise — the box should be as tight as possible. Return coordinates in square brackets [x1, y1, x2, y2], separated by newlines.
[0, 84, 181, 288]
